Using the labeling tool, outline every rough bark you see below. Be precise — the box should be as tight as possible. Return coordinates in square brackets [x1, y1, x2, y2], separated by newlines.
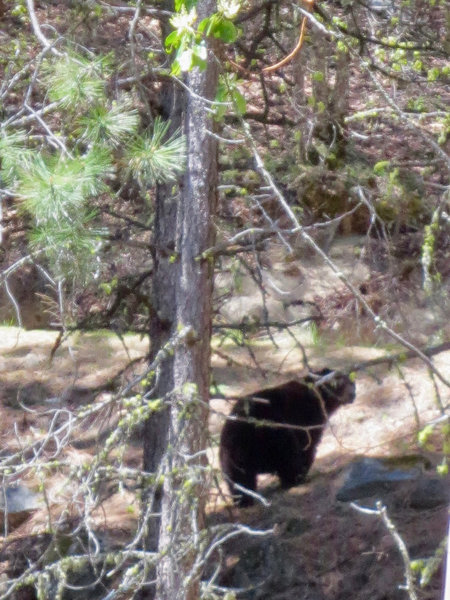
[147, 1, 218, 597]
[155, 94, 217, 600]
[143, 74, 184, 550]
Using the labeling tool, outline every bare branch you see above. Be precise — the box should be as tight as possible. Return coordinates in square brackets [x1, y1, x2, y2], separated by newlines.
[351, 502, 419, 600]
[240, 119, 450, 388]
[25, 0, 63, 56]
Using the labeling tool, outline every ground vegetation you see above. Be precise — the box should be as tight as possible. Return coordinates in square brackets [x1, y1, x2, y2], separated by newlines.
[0, 0, 449, 598]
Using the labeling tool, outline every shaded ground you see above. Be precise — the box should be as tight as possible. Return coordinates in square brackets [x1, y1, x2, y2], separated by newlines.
[207, 336, 449, 600]
[208, 474, 447, 600]
[0, 321, 448, 599]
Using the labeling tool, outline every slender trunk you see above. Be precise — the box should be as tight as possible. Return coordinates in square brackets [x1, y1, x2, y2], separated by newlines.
[143, 76, 183, 549]
[330, 48, 350, 159]
[153, 1, 218, 597]
[292, 9, 350, 163]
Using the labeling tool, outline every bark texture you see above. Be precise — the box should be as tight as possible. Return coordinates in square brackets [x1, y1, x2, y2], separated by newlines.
[143, 49, 184, 548]
[146, 1, 219, 597]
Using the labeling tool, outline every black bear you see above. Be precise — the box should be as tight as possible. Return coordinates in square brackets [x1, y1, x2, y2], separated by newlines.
[219, 369, 355, 506]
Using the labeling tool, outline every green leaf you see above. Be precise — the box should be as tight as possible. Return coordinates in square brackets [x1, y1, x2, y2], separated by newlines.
[212, 19, 237, 42]
[232, 89, 246, 115]
[175, 0, 196, 10]
[215, 81, 227, 103]
[171, 59, 182, 77]
[199, 15, 237, 42]
[213, 100, 227, 120]
[373, 160, 390, 175]
[198, 17, 211, 34]
[192, 54, 207, 70]
[165, 30, 181, 51]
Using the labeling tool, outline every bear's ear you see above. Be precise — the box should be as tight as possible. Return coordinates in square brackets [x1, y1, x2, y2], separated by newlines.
[329, 375, 342, 389]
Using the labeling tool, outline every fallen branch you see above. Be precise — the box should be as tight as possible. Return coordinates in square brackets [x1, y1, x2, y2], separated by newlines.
[213, 316, 321, 331]
[348, 342, 450, 376]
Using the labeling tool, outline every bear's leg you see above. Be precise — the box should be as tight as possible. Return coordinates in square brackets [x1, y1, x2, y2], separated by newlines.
[277, 464, 305, 489]
[230, 469, 257, 507]
[278, 442, 318, 488]
[275, 433, 307, 489]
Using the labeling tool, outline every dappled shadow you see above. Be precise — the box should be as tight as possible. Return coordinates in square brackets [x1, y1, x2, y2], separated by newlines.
[205, 457, 447, 600]
[0, 381, 53, 408]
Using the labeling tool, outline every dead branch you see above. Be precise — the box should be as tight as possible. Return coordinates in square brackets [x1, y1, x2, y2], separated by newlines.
[263, 0, 315, 74]
[348, 342, 450, 378]
[351, 501, 419, 600]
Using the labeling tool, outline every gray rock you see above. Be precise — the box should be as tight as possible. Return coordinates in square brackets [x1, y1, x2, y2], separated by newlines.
[368, 0, 394, 14]
[336, 458, 420, 502]
[0, 484, 41, 530]
[409, 476, 450, 509]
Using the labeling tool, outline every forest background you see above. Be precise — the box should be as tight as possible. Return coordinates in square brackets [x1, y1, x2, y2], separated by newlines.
[0, 0, 449, 599]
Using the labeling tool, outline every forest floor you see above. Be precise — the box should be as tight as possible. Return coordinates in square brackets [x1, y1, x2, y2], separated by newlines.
[0, 238, 449, 600]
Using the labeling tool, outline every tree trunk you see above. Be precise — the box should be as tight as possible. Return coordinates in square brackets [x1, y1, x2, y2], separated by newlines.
[292, 11, 350, 163]
[144, 1, 218, 597]
[143, 71, 183, 551]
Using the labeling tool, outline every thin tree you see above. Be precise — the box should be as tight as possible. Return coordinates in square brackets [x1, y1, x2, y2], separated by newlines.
[144, 0, 219, 597]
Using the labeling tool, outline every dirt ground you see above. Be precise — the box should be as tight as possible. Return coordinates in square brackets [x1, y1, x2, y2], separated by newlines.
[0, 242, 449, 600]
[0, 321, 448, 599]
[208, 330, 450, 600]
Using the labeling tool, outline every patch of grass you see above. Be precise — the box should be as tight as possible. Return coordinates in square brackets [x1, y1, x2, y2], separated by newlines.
[0, 317, 17, 327]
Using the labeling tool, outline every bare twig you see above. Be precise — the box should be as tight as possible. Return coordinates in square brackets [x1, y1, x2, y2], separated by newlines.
[25, 0, 63, 55]
[240, 119, 450, 388]
[348, 342, 450, 374]
[351, 501, 418, 600]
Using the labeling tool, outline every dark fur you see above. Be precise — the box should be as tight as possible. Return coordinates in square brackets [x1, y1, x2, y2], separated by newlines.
[219, 369, 355, 506]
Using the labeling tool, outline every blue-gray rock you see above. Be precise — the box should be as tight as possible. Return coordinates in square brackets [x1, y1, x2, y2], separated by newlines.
[0, 484, 41, 530]
[368, 0, 394, 14]
[336, 458, 420, 502]
[410, 477, 450, 509]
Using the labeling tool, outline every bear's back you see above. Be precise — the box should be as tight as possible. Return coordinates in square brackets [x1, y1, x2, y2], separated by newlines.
[236, 379, 332, 426]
